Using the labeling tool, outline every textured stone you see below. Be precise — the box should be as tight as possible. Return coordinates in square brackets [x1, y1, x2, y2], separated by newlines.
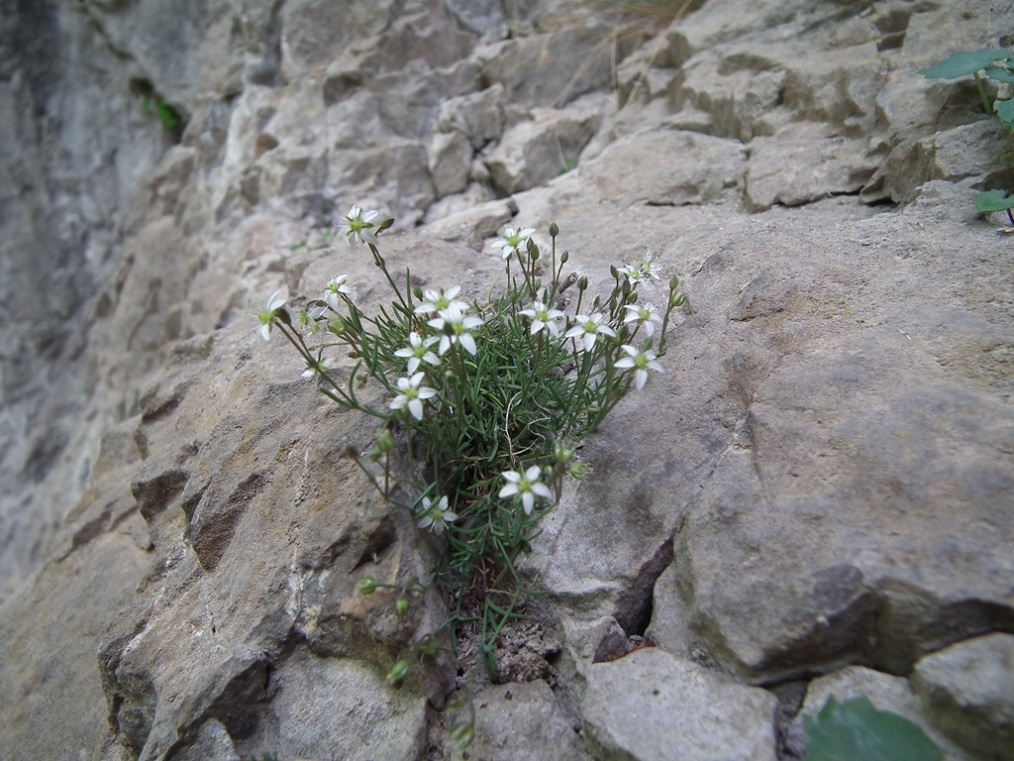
[581, 648, 778, 761]
[468, 681, 588, 761]
[912, 634, 1014, 760]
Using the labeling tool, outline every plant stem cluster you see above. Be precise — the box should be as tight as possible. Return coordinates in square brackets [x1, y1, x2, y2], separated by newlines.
[258, 207, 686, 699]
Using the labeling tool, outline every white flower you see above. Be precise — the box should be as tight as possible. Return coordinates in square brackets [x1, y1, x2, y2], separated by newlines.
[417, 495, 459, 535]
[338, 205, 380, 245]
[414, 285, 468, 316]
[302, 356, 336, 379]
[255, 289, 288, 341]
[499, 465, 553, 515]
[620, 251, 660, 285]
[428, 304, 484, 356]
[519, 295, 565, 337]
[491, 226, 535, 260]
[614, 344, 664, 390]
[623, 302, 661, 337]
[394, 331, 441, 374]
[390, 372, 437, 420]
[564, 312, 616, 352]
[323, 275, 352, 310]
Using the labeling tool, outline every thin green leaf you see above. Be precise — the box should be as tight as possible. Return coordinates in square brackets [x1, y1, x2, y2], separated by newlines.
[920, 49, 1013, 79]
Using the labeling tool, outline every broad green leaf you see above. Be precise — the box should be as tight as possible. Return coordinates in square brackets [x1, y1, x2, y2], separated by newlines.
[974, 190, 1014, 212]
[802, 696, 942, 761]
[985, 65, 1014, 84]
[920, 49, 1013, 79]
[995, 98, 1014, 130]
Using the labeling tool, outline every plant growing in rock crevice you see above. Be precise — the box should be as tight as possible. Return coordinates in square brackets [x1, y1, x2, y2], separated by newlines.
[257, 206, 685, 746]
[920, 49, 1014, 225]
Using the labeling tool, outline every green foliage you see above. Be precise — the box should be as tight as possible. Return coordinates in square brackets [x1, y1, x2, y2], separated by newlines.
[802, 696, 942, 761]
[261, 209, 685, 686]
[140, 96, 183, 133]
[920, 49, 1014, 224]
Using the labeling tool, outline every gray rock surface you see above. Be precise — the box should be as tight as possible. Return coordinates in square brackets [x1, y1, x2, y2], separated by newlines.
[1, 1, 1012, 760]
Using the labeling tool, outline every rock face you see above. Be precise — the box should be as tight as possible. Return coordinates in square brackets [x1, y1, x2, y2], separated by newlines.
[1, 1, 1012, 760]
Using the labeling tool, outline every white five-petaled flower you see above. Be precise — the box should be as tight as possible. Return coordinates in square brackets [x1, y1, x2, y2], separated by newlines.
[621, 252, 660, 285]
[323, 274, 352, 310]
[428, 304, 484, 356]
[417, 495, 459, 535]
[499, 465, 553, 516]
[256, 289, 288, 341]
[614, 344, 664, 390]
[414, 285, 468, 316]
[565, 312, 616, 353]
[390, 372, 437, 420]
[338, 205, 380, 245]
[302, 356, 336, 379]
[394, 331, 441, 374]
[623, 302, 661, 337]
[491, 226, 536, 260]
[519, 295, 565, 337]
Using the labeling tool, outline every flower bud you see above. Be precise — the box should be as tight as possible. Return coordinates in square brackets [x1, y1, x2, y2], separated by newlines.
[554, 443, 576, 463]
[395, 598, 409, 618]
[416, 635, 438, 656]
[375, 429, 396, 454]
[388, 659, 410, 686]
[449, 723, 475, 749]
[621, 279, 633, 297]
[549, 222, 559, 237]
[670, 290, 686, 307]
[609, 264, 620, 279]
[560, 250, 569, 264]
[329, 316, 347, 335]
[412, 285, 424, 300]
[568, 460, 590, 480]
[528, 241, 540, 260]
[378, 217, 395, 232]
[669, 275, 680, 291]
[577, 276, 588, 291]
[357, 576, 378, 595]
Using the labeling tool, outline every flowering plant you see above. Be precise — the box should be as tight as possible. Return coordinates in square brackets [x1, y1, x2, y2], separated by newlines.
[259, 207, 686, 690]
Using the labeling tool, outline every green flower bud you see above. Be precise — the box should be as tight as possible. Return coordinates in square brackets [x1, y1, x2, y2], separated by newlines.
[568, 460, 590, 480]
[356, 577, 378, 595]
[621, 279, 633, 297]
[560, 250, 569, 264]
[449, 723, 475, 749]
[528, 241, 540, 260]
[329, 316, 347, 335]
[395, 597, 409, 618]
[412, 285, 424, 300]
[609, 264, 620, 279]
[388, 659, 410, 686]
[669, 275, 680, 291]
[378, 217, 395, 232]
[416, 635, 438, 656]
[670, 290, 686, 307]
[554, 443, 576, 463]
[375, 429, 396, 454]
[549, 222, 559, 237]
[578, 275, 589, 291]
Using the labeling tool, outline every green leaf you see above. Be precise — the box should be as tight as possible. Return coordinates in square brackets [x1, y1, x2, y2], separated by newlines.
[996, 98, 1014, 130]
[802, 696, 942, 761]
[985, 65, 1014, 84]
[974, 189, 1014, 212]
[920, 49, 1013, 79]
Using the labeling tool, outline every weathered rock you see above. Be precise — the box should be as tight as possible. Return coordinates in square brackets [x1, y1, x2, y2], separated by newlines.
[911, 634, 1014, 760]
[2, 2, 1013, 761]
[467, 681, 588, 761]
[581, 648, 779, 761]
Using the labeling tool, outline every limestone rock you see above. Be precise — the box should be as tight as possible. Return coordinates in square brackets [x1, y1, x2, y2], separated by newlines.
[581, 648, 778, 761]
[912, 634, 1014, 760]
